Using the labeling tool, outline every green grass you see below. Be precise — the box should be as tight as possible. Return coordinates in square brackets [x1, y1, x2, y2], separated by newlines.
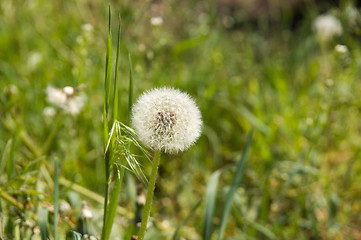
[1, 0, 361, 239]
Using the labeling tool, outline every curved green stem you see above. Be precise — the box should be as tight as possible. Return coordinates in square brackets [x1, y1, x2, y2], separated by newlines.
[137, 150, 161, 240]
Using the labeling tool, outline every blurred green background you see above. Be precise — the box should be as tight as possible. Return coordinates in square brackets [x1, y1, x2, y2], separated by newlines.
[1, 0, 361, 239]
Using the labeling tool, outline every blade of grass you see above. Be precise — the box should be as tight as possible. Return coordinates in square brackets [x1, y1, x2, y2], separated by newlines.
[112, 17, 121, 125]
[0, 139, 12, 177]
[0, 191, 23, 210]
[104, 165, 124, 240]
[53, 158, 59, 240]
[102, 6, 113, 240]
[38, 208, 49, 240]
[128, 53, 133, 123]
[5, 136, 16, 180]
[172, 199, 202, 240]
[203, 170, 221, 240]
[218, 128, 254, 240]
[103, 7, 112, 148]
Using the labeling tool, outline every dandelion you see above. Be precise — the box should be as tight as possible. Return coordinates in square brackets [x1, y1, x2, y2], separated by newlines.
[132, 87, 202, 240]
[312, 14, 343, 42]
[46, 85, 86, 116]
[132, 87, 202, 154]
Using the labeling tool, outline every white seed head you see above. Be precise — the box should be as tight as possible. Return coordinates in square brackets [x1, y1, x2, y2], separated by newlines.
[46, 86, 67, 105]
[46, 85, 86, 116]
[312, 14, 343, 42]
[132, 87, 202, 154]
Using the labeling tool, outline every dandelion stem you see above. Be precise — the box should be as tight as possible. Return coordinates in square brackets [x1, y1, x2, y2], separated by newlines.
[137, 150, 161, 240]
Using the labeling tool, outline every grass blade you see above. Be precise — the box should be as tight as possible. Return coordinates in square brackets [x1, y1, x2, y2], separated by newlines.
[172, 199, 202, 240]
[0, 139, 12, 177]
[103, 6, 113, 147]
[102, 6, 112, 240]
[38, 208, 49, 240]
[112, 17, 121, 124]
[218, 128, 254, 240]
[53, 158, 59, 240]
[128, 53, 133, 123]
[104, 165, 124, 240]
[203, 170, 221, 240]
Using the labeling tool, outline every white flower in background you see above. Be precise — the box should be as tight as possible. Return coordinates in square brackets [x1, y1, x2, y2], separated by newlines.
[46, 86, 67, 105]
[132, 87, 202, 154]
[46, 85, 86, 115]
[312, 14, 343, 42]
[335, 44, 348, 54]
[150, 16, 163, 26]
[66, 94, 86, 115]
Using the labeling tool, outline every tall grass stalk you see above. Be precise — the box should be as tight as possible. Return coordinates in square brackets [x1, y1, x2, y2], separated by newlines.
[101, 7, 125, 240]
[101, 7, 112, 239]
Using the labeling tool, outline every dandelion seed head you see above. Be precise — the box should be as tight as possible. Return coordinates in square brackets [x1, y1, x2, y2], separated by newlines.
[46, 85, 86, 116]
[46, 86, 67, 105]
[132, 87, 202, 154]
[312, 14, 343, 42]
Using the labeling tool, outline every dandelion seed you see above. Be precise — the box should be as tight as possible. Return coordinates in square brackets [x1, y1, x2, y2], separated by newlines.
[132, 87, 202, 154]
[312, 14, 343, 42]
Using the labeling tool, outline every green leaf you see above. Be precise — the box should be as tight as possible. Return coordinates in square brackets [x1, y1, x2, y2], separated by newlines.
[203, 170, 221, 240]
[218, 128, 254, 240]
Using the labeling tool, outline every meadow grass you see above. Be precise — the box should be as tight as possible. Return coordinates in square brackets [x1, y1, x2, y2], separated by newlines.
[1, 0, 361, 239]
